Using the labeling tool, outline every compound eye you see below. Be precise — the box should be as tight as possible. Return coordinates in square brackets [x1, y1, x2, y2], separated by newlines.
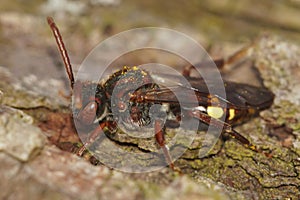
[78, 101, 98, 125]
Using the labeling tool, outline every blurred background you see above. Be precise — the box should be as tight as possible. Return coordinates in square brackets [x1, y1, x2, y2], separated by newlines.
[0, 0, 300, 83]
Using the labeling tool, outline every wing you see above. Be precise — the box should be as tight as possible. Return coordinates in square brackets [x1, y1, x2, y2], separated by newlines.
[133, 72, 274, 110]
[187, 77, 274, 110]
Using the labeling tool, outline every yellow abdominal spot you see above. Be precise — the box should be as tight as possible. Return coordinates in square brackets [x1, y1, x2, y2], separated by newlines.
[132, 66, 138, 70]
[228, 109, 235, 120]
[207, 106, 224, 119]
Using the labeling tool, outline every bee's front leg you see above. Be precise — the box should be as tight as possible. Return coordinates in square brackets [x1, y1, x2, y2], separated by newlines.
[77, 121, 115, 156]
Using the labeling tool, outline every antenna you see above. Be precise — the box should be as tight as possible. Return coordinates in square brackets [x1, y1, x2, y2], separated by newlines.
[47, 16, 75, 89]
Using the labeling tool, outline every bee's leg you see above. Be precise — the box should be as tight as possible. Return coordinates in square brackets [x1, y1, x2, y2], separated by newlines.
[182, 59, 225, 77]
[182, 44, 254, 77]
[188, 110, 260, 153]
[77, 121, 113, 156]
[154, 119, 175, 170]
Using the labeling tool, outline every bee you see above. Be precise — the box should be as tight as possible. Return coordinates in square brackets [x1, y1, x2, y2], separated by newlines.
[47, 17, 274, 170]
